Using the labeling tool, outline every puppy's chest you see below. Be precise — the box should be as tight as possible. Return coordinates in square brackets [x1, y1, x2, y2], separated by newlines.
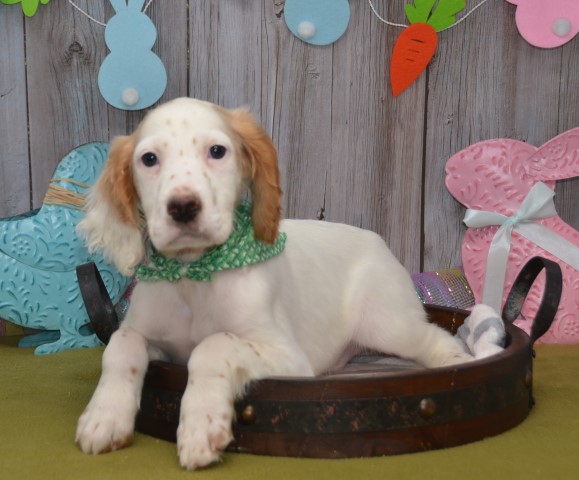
[174, 277, 249, 340]
[135, 280, 243, 364]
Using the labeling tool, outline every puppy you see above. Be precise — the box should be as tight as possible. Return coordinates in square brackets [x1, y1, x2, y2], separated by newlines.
[75, 98, 472, 469]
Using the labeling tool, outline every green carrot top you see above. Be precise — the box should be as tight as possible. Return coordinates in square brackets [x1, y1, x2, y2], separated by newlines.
[405, 0, 467, 31]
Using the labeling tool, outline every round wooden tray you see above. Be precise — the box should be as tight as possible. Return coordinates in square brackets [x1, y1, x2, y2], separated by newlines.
[78, 256, 562, 459]
[135, 305, 533, 458]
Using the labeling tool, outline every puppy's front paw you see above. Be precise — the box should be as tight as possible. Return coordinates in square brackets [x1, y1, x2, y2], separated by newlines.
[177, 401, 234, 470]
[76, 395, 136, 455]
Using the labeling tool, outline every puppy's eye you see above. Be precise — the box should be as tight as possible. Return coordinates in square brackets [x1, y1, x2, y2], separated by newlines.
[209, 145, 227, 160]
[141, 152, 158, 167]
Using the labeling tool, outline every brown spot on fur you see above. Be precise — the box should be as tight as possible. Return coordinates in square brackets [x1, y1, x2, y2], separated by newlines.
[192, 137, 197, 145]
[179, 149, 184, 157]
[130, 367, 138, 376]
[235, 367, 250, 382]
[99, 433, 134, 453]
[248, 343, 262, 357]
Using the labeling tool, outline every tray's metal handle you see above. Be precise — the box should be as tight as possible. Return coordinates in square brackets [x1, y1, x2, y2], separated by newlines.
[501, 256, 563, 344]
[77, 262, 120, 345]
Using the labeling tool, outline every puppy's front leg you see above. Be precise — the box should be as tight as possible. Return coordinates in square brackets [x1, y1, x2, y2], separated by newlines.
[177, 332, 312, 470]
[76, 328, 149, 455]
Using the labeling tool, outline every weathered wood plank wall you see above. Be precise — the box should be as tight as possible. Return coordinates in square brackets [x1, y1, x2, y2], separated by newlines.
[0, 0, 577, 274]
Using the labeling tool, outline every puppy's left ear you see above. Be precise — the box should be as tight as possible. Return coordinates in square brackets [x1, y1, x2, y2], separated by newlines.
[78, 135, 144, 276]
[225, 108, 282, 244]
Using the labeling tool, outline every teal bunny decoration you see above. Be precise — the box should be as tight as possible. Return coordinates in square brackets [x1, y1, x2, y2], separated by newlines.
[98, 0, 167, 110]
[0, 143, 133, 355]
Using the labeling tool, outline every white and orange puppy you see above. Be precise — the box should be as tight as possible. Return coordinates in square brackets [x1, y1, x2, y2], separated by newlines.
[75, 98, 471, 470]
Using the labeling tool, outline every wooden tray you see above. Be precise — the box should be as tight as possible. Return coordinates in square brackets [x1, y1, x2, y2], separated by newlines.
[78, 257, 562, 458]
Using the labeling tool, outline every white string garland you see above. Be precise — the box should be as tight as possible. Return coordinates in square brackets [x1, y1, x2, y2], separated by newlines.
[69, 0, 488, 31]
[67, 0, 155, 27]
[367, 0, 490, 31]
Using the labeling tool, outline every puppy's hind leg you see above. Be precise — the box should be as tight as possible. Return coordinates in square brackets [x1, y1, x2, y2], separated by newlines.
[350, 262, 472, 368]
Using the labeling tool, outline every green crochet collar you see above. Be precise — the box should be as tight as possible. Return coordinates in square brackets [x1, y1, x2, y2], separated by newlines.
[135, 201, 286, 282]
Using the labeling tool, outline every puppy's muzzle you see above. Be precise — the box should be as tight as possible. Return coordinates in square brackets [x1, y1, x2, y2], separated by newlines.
[167, 194, 202, 224]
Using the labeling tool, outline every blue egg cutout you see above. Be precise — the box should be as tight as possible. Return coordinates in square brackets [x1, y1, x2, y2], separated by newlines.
[284, 0, 351, 46]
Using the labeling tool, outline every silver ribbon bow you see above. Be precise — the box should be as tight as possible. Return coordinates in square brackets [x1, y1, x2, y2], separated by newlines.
[463, 181, 579, 311]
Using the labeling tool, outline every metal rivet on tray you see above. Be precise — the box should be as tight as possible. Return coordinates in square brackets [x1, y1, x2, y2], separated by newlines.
[525, 370, 533, 388]
[419, 398, 437, 419]
[240, 405, 257, 425]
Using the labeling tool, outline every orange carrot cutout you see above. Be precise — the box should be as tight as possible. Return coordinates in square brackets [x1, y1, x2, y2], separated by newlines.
[390, 0, 466, 97]
[390, 23, 438, 97]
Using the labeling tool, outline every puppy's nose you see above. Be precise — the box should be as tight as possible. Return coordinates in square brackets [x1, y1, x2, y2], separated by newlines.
[167, 195, 202, 224]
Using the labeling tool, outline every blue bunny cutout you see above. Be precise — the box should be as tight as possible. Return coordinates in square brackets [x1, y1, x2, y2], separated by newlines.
[98, 0, 167, 110]
[284, 0, 350, 46]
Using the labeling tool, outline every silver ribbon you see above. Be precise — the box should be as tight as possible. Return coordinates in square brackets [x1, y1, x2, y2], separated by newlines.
[463, 181, 579, 311]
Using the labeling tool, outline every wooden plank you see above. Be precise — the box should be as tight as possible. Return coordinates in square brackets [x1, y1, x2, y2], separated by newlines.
[422, 1, 577, 271]
[0, 6, 30, 217]
[553, 39, 579, 232]
[265, 4, 334, 224]
[189, 0, 262, 111]
[187, 0, 265, 203]
[150, 1, 189, 103]
[25, 0, 110, 207]
[424, 5, 510, 271]
[328, 0, 424, 272]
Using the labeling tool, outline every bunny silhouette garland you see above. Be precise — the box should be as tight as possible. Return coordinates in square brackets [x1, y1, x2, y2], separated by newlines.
[284, 0, 351, 46]
[98, 0, 167, 110]
[445, 127, 579, 344]
[506, 0, 579, 48]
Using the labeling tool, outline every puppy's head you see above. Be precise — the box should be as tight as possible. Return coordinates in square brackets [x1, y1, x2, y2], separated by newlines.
[78, 98, 282, 275]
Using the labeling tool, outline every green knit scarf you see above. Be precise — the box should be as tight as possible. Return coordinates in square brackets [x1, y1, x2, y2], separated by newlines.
[135, 201, 286, 282]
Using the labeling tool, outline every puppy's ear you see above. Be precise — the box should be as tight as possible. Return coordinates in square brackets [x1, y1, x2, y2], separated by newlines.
[225, 108, 282, 244]
[78, 135, 144, 276]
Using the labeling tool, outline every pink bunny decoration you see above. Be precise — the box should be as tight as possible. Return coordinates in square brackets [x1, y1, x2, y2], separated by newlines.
[445, 127, 579, 343]
[506, 0, 579, 48]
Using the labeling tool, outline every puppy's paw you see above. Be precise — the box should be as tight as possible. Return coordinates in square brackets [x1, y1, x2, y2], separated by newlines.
[75, 395, 136, 455]
[437, 350, 474, 366]
[457, 304, 506, 359]
[177, 403, 234, 470]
